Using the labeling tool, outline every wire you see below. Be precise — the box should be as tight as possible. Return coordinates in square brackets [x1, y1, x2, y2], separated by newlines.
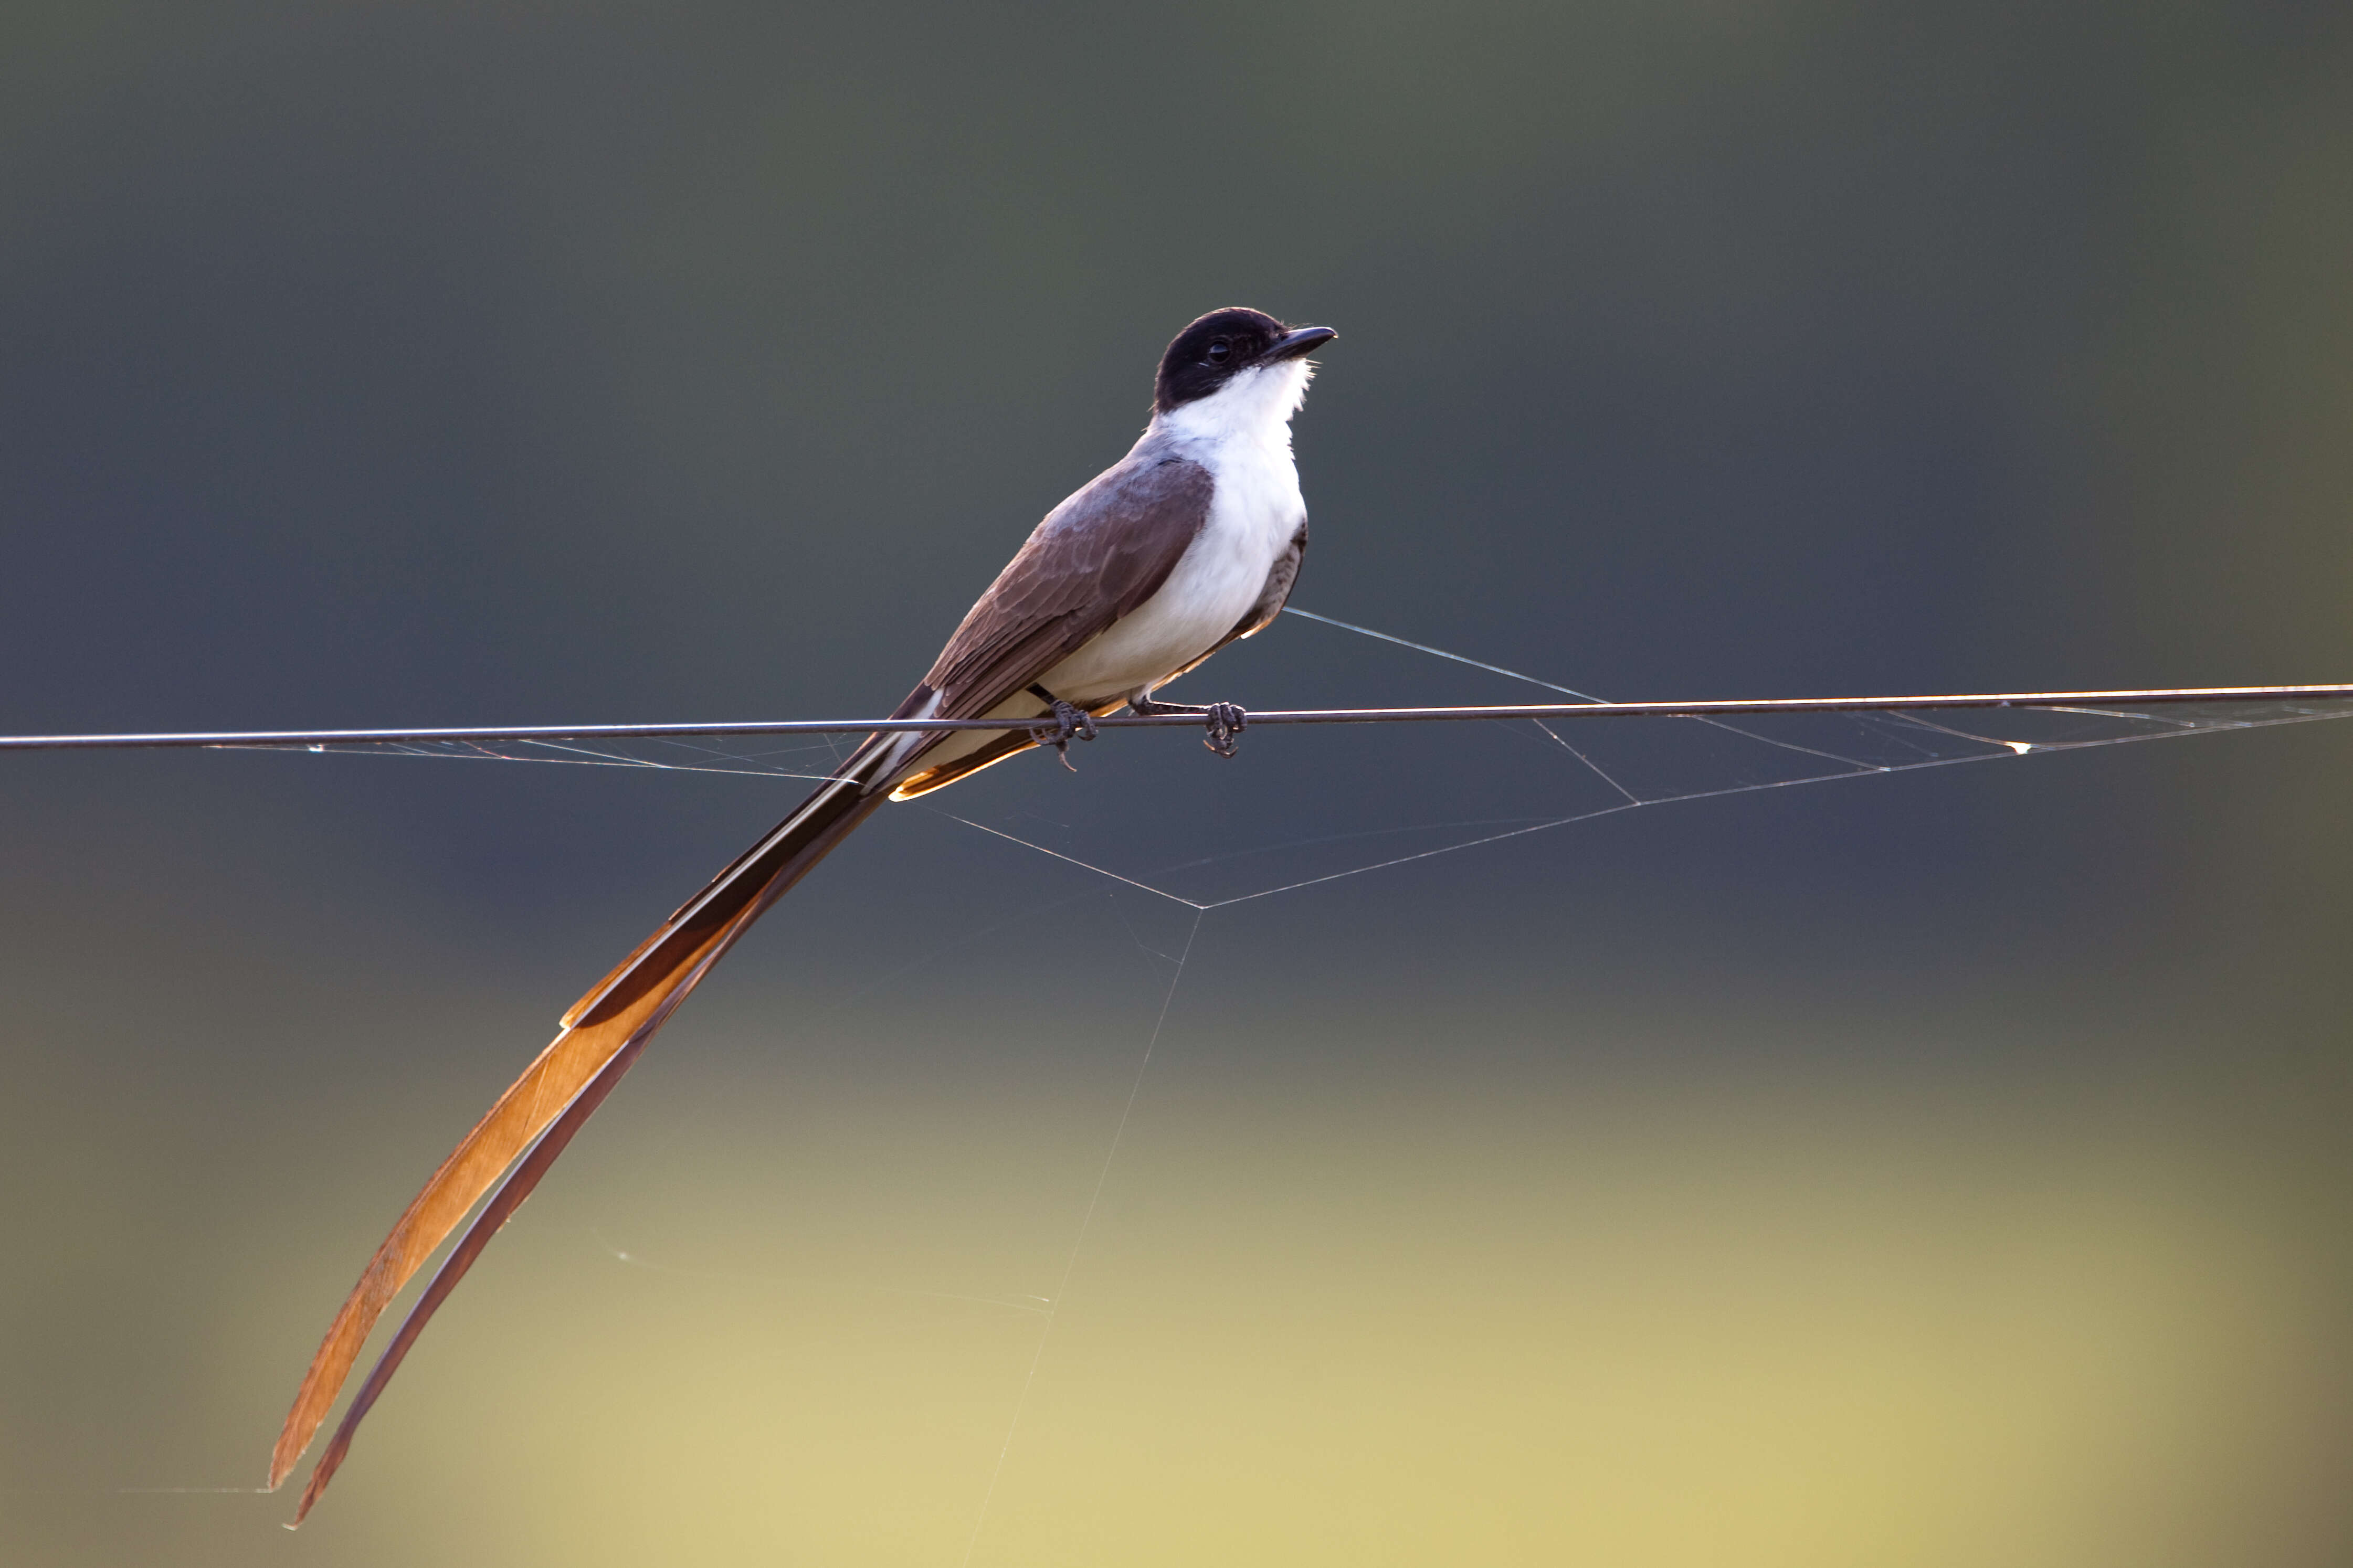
[2, 685, 2350, 753]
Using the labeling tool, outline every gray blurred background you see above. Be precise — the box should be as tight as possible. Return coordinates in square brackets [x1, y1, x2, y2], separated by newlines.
[4, 3, 2350, 1564]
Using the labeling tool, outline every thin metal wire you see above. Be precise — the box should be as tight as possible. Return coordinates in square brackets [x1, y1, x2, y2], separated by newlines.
[3, 684, 2351, 753]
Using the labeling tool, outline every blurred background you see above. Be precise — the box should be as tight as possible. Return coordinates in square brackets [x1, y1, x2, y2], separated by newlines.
[4, 3, 2350, 1563]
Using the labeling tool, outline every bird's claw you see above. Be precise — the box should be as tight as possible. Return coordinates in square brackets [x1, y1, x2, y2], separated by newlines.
[1032, 700, 1098, 771]
[1203, 702, 1247, 758]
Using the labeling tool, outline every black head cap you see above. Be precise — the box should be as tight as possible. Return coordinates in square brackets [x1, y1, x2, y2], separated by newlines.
[1153, 308, 1337, 415]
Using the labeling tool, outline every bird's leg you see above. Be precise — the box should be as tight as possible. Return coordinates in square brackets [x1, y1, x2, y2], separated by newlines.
[1127, 690, 1249, 758]
[1026, 685, 1098, 771]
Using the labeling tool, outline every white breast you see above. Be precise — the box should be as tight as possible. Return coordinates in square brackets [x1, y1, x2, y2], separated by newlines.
[1041, 359, 1311, 703]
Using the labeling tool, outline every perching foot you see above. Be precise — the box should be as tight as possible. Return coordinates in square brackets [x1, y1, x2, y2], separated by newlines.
[1128, 692, 1249, 758]
[1202, 702, 1247, 758]
[1031, 699, 1098, 771]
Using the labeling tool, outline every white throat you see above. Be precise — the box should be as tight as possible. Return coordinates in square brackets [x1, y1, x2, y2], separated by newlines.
[1152, 358, 1315, 451]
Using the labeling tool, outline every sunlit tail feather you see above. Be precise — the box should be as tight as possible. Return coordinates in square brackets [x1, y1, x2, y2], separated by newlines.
[269, 761, 892, 1521]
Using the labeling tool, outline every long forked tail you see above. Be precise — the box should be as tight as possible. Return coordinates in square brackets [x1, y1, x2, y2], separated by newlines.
[269, 760, 895, 1522]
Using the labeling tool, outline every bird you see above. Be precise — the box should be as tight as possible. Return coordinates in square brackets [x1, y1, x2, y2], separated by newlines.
[268, 306, 1336, 1521]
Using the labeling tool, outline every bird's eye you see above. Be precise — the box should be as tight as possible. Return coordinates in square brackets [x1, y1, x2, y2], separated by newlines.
[1206, 339, 1232, 363]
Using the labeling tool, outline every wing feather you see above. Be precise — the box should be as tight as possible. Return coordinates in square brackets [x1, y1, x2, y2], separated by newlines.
[922, 453, 1212, 718]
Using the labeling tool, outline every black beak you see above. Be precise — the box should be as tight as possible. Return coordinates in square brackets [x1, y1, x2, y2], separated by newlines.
[1269, 325, 1337, 361]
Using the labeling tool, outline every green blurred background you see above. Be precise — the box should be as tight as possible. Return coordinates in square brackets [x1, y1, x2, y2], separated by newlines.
[4, 2, 2351, 1563]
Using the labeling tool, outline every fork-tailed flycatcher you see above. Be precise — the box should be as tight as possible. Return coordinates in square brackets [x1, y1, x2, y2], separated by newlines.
[269, 306, 1336, 1520]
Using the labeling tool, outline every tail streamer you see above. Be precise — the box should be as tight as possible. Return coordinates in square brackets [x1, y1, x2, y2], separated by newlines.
[270, 773, 890, 1521]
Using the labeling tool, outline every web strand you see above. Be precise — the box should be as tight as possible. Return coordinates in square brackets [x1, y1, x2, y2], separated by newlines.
[958, 910, 1204, 1566]
[1276, 606, 1607, 700]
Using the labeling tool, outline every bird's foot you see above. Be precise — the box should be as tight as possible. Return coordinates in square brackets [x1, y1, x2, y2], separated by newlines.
[1202, 702, 1246, 758]
[1127, 693, 1249, 757]
[1031, 700, 1098, 771]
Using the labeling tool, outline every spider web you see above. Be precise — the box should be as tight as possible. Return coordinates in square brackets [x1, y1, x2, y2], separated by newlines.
[268, 606, 2353, 914]
[63, 609, 2353, 1556]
